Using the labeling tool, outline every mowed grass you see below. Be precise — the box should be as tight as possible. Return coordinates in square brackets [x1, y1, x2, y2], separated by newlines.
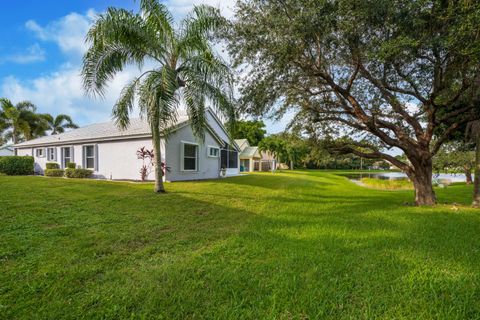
[1, 171, 480, 319]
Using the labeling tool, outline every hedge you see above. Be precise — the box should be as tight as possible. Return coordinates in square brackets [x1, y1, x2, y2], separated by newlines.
[65, 168, 93, 179]
[0, 156, 34, 175]
[46, 162, 60, 170]
[44, 169, 65, 177]
[66, 162, 76, 169]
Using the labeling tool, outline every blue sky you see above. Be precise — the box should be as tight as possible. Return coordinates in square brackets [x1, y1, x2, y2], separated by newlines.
[0, 0, 291, 133]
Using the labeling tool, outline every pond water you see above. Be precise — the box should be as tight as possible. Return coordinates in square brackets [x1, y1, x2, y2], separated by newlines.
[341, 172, 469, 183]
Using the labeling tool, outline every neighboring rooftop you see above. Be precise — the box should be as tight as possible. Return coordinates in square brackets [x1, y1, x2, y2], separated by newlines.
[234, 139, 249, 150]
[239, 146, 261, 158]
[14, 114, 189, 148]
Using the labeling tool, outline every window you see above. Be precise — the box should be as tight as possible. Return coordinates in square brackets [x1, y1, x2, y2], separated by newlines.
[207, 146, 219, 158]
[47, 148, 56, 161]
[220, 144, 238, 169]
[62, 147, 71, 168]
[35, 148, 45, 158]
[83, 145, 95, 169]
[182, 142, 198, 171]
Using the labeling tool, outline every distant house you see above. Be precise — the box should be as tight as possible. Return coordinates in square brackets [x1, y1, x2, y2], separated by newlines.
[235, 139, 276, 172]
[13, 109, 240, 181]
[0, 144, 14, 156]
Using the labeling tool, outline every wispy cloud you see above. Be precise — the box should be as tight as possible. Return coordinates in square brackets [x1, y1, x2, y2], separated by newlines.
[25, 9, 97, 57]
[0, 43, 45, 64]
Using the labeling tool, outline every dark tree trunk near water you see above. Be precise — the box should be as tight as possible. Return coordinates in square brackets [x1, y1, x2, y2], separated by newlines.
[407, 156, 436, 206]
[473, 136, 480, 207]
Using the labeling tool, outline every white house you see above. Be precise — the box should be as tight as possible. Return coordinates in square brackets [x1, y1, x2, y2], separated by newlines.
[235, 139, 276, 172]
[0, 144, 14, 156]
[13, 109, 240, 181]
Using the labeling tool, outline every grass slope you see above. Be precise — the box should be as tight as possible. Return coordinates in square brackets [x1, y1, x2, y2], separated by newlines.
[1, 171, 480, 319]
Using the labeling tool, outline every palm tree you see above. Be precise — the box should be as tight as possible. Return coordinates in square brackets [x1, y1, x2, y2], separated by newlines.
[0, 98, 37, 143]
[82, 0, 234, 193]
[43, 114, 79, 134]
[467, 121, 480, 207]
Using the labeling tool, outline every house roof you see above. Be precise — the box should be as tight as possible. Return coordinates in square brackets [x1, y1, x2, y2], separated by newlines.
[14, 113, 190, 148]
[0, 144, 13, 151]
[234, 139, 249, 150]
[240, 146, 261, 159]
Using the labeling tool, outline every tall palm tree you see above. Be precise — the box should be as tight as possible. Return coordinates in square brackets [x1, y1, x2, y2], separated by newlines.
[42, 114, 79, 134]
[0, 98, 37, 144]
[82, 0, 234, 193]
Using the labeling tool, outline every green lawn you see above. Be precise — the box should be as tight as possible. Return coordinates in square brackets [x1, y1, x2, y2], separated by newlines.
[1, 171, 480, 319]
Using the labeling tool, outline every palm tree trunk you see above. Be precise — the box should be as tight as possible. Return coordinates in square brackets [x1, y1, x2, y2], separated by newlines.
[473, 135, 480, 207]
[12, 127, 17, 144]
[151, 118, 166, 193]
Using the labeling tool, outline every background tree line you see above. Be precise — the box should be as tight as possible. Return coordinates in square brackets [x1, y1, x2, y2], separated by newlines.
[232, 119, 389, 170]
[0, 98, 78, 145]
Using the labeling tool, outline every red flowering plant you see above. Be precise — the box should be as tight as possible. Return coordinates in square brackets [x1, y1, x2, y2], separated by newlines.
[136, 147, 170, 181]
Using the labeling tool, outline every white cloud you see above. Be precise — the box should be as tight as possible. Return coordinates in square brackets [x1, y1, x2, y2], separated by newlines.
[165, 0, 236, 19]
[25, 9, 96, 57]
[0, 43, 45, 64]
[0, 64, 142, 125]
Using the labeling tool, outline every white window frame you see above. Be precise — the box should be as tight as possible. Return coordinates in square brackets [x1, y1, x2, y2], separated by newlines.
[35, 148, 45, 158]
[181, 141, 199, 172]
[207, 146, 220, 158]
[61, 147, 72, 169]
[47, 147, 56, 161]
[83, 145, 96, 170]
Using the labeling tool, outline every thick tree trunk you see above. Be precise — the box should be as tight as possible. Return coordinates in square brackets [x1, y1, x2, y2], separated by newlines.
[408, 157, 436, 206]
[473, 137, 480, 207]
[465, 168, 473, 185]
[152, 120, 166, 193]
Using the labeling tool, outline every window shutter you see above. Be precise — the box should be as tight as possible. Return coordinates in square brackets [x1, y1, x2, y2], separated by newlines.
[60, 148, 64, 169]
[70, 147, 74, 166]
[53, 148, 57, 161]
[94, 144, 99, 171]
[82, 146, 86, 169]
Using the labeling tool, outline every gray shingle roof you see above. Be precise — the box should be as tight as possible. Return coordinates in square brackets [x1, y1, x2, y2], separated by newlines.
[240, 146, 261, 158]
[14, 114, 189, 148]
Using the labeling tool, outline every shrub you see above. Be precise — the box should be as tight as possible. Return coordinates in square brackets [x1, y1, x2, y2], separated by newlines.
[65, 168, 93, 179]
[0, 156, 34, 175]
[44, 169, 65, 177]
[46, 162, 60, 170]
[66, 162, 76, 169]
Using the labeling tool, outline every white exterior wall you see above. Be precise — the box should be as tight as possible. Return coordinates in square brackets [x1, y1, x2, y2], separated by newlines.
[165, 124, 220, 181]
[95, 138, 159, 180]
[16, 138, 160, 180]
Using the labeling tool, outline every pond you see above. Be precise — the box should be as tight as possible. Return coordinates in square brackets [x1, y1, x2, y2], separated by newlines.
[341, 172, 470, 183]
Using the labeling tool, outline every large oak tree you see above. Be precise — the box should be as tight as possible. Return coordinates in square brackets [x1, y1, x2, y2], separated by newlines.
[227, 0, 480, 205]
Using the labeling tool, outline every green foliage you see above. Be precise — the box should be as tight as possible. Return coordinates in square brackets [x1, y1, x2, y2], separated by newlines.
[46, 162, 60, 170]
[0, 98, 78, 143]
[433, 142, 474, 175]
[44, 169, 65, 177]
[227, 0, 480, 204]
[361, 177, 413, 190]
[66, 162, 76, 169]
[232, 120, 266, 145]
[1, 172, 480, 318]
[0, 156, 34, 175]
[65, 168, 93, 179]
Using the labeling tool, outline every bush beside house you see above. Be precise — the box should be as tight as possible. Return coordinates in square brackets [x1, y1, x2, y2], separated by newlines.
[0, 156, 34, 175]
[45, 169, 65, 177]
[65, 168, 93, 179]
